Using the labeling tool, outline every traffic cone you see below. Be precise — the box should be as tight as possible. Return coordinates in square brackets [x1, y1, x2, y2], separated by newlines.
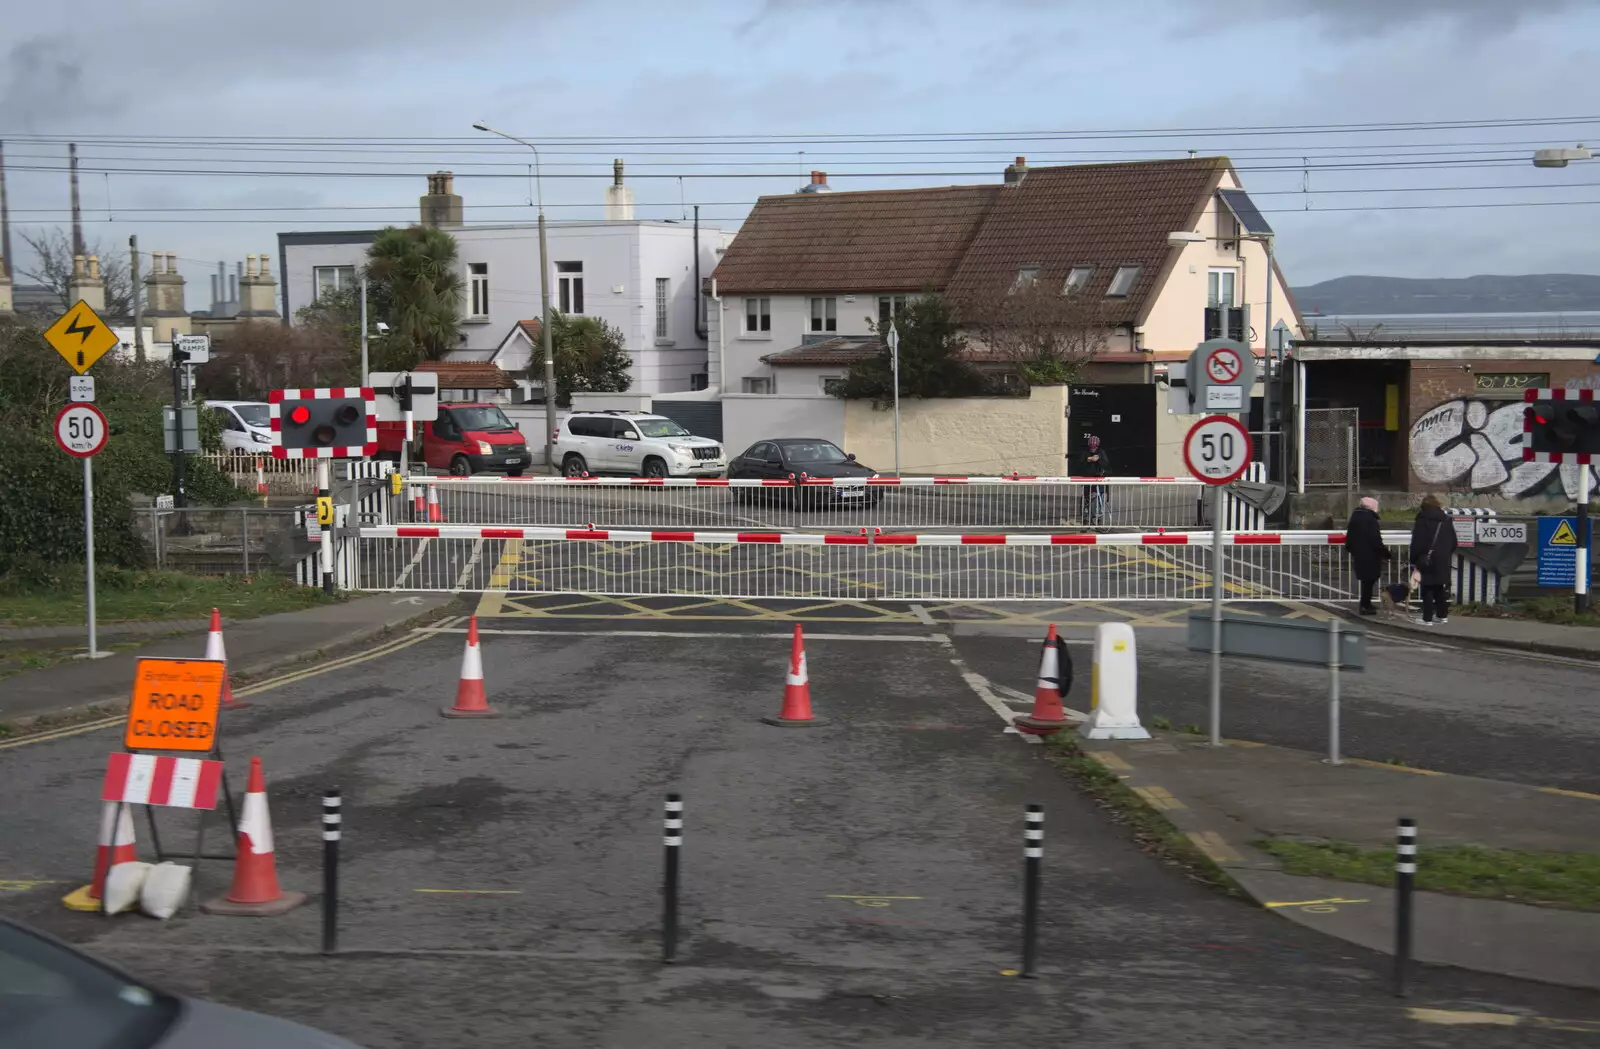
[441, 616, 499, 718]
[426, 485, 445, 522]
[204, 608, 249, 710]
[1014, 624, 1074, 736]
[763, 624, 825, 727]
[202, 757, 306, 916]
[412, 484, 426, 520]
[61, 802, 138, 911]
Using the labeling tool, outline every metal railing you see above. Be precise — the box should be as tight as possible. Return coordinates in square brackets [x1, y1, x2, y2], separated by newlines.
[349, 526, 1413, 602]
[395, 475, 1211, 532]
[136, 506, 311, 575]
[196, 453, 323, 498]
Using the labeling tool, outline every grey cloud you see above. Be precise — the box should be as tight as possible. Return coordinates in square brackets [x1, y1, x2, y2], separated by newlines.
[1234, 0, 1588, 33]
[0, 37, 125, 127]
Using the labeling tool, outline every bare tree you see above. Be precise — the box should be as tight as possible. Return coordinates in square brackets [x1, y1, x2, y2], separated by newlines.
[15, 228, 135, 318]
[194, 322, 356, 401]
[962, 279, 1113, 385]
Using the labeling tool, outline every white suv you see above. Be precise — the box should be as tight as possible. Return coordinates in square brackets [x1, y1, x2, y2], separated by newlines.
[554, 411, 727, 478]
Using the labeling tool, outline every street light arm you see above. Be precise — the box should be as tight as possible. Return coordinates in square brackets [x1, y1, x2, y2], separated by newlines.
[473, 122, 543, 212]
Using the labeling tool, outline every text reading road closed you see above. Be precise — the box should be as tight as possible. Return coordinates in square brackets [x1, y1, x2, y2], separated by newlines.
[124, 658, 226, 752]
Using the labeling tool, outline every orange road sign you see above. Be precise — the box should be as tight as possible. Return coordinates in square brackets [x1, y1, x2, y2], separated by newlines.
[43, 300, 120, 375]
[124, 658, 226, 752]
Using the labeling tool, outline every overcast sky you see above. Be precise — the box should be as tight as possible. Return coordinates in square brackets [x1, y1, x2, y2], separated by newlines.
[3, 0, 1598, 301]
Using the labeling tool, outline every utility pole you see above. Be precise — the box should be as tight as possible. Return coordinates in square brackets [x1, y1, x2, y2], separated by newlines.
[69, 143, 85, 259]
[359, 273, 370, 384]
[1261, 236, 1275, 483]
[130, 236, 145, 364]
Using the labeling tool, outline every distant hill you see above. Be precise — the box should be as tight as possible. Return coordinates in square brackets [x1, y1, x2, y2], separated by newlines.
[1292, 274, 1600, 315]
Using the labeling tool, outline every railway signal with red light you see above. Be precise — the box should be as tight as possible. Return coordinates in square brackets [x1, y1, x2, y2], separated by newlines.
[269, 388, 377, 459]
[1523, 389, 1600, 461]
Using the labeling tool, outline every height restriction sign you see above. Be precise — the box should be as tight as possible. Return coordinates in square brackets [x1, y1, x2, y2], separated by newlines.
[1183, 415, 1253, 485]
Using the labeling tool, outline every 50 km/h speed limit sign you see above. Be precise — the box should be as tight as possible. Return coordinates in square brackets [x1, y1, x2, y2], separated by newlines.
[1183, 415, 1252, 485]
[54, 403, 109, 458]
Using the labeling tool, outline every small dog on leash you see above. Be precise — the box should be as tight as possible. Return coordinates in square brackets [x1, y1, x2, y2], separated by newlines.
[1381, 583, 1410, 616]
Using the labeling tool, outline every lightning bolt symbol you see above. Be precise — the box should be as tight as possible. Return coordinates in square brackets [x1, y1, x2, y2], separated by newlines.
[65, 313, 96, 344]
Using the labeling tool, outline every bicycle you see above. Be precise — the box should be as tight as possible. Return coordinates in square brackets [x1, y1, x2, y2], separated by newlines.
[1081, 484, 1109, 526]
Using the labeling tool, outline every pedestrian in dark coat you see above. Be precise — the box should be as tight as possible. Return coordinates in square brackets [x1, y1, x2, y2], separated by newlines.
[1345, 496, 1390, 614]
[1409, 494, 1458, 624]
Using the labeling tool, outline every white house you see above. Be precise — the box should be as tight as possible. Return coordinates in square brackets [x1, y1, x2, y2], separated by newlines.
[277, 170, 734, 396]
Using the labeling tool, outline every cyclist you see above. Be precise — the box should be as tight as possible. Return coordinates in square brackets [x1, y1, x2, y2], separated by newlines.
[1073, 434, 1112, 524]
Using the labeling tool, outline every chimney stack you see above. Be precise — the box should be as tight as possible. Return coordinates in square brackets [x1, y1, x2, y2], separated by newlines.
[144, 251, 191, 341]
[420, 170, 464, 228]
[604, 158, 636, 221]
[798, 170, 832, 194]
[68, 252, 106, 313]
[237, 250, 279, 319]
[1004, 156, 1028, 184]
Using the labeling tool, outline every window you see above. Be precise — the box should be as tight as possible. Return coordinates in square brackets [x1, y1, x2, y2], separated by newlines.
[212, 407, 244, 432]
[468, 262, 489, 317]
[1106, 265, 1141, 298]
[748, 442, 779, 461]
[637, 418, 691, 438]
[744, 297, 771, 334]
[1011, 266, 1041, 293]
[314, 266, 356, 300]
[566, 418, 602, 438]
[690, 372, 709, 391]
[1207, 269, 1237, 308]
[655, 277, 670, 339]
[742, 376, 774, 394]
[784, 440, 849, 464]
[821, 375, 846, 395]
[877, 295, 909, 324]
[557, 261, 584, 314]
[1063, 266, 1094, 294]
[809, 297, 837, 333]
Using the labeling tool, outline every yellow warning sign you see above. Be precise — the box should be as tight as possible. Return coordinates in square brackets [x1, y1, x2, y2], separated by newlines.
[317, 496, 335, 526]
[43, 300, 120, 375]
[1550, 520, 1578, 546]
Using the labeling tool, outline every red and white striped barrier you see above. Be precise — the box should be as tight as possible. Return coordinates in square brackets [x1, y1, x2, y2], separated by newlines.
[361, 525, 1410, 547]
[102, 753, 224, 810]
[405, 474, 1193, 487]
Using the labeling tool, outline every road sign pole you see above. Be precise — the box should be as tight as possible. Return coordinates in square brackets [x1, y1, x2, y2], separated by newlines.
[318, 460, 334, 595]
[1208, 484, 1224, 747]
[84, 455, 98, 659]
[1578, 469, 1591, 615]
[171, 347, 187, 510]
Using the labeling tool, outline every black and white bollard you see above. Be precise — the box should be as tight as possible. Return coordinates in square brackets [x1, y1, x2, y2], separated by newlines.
[322, 789, 341, 955]
[1021, 804, 1043, 978]
[663, 794, 682, 964]
[1393, 817, 1415, 997]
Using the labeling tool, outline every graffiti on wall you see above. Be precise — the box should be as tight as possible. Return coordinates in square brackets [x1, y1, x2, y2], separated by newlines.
[1410, 397, 1599, 499]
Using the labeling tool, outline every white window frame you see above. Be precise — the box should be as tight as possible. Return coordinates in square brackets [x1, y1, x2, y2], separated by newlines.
[654, 277, 670, 339]
[1207, 268, 1238, 308]
[1063, 266, 1094, 294]
[743, 297, 772, 336]
[1106, 265, 1141, 298]
[314, 265, 356, 301]
[742, 376, 774, 394]
[820, 375, 845, 395]
[877, 294, 909, 325]
[468, 262, 490, 318]
[809, 296, 837, 333]
[557, 261, 584, 314]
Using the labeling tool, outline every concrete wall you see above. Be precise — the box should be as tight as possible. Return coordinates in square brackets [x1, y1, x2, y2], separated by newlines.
[722, 393, 845, 460]
[773, 365, 847, 397]
[842, 385, 1068, 476]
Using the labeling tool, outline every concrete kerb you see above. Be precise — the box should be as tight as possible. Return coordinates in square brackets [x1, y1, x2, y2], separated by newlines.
[1322, 603, 1600, 662]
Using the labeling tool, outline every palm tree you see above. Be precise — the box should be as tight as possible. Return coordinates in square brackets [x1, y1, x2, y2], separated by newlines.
[364, 226, 463, 367]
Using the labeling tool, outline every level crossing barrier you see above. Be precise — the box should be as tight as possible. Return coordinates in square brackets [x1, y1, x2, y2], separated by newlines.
[396, 474, 1221, 532]
[348, 525, 1415, 603]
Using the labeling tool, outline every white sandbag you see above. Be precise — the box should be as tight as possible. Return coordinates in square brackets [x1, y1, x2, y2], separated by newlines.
[103, 861, 153, 915]
[139, 862, 192, 920]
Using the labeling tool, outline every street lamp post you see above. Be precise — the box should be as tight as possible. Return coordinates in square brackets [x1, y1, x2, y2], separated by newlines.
[888, 321, 902, 477]
[1531, 144, 1595, 612]
[474, 121, 559, 475]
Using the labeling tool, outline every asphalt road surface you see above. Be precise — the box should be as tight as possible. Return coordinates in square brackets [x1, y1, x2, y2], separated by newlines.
[2, 617, 1595, 1048]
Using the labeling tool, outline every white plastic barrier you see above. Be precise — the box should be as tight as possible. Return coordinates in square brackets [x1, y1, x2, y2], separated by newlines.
[1080, 623, 1149, 740]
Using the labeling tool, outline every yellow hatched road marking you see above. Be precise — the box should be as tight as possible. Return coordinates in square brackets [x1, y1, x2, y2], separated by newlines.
[1088, 751, 1132, 771]
[1185, 830, 1243, 864]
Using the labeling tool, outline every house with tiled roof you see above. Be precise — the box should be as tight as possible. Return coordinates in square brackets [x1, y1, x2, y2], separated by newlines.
[707, 158, 1301, 474]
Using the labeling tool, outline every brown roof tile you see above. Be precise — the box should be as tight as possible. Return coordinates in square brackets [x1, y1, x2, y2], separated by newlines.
[762, 337, 884, 367]
[414, 360, 515, 389]
[710, 185, 1001, 295]
[944, 157, 1227, 324]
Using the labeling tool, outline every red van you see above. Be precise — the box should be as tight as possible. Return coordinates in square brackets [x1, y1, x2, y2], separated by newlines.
[375, 403, 532, 476]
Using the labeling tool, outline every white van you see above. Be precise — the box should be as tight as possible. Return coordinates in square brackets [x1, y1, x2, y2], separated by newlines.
[553, 411, 726, 478]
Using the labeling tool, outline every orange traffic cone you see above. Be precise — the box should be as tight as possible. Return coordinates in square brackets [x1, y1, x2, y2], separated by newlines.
[61, 802, 139, 911]
[412, 484, 426, 520]
[1014, 624, 1074, 735]
[205, 608, 248, 710]
[426, 485, 445, 522]
[763, 624, 825, 727]
[441, 616, 499, 718]
[203, 757, 306, 916]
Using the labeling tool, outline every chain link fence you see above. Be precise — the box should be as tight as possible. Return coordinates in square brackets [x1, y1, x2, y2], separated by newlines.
[1303, 408, 1360, 494]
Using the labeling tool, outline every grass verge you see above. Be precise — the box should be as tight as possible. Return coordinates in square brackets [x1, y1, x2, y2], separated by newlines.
[0, 640, 157, 682]
[1259, 838, 1600, 912]
[0, 571, 338, 629]
[1045, 734, 1242, 897]
[0, 703, 121, 743]
[1457, 596, 1600, 628]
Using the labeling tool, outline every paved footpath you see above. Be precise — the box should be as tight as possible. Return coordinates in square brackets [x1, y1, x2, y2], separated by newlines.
[2, 618, 1597, 1047]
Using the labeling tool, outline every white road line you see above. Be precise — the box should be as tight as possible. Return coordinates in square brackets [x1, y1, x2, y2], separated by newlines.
[908, 602, 938, 627]
[415, 627, 938, 642]
[454, 538, 487, 591]
[393, 538, 432, 589]
[929, 632, 1043, 745]
[991, 681, 1089, 721]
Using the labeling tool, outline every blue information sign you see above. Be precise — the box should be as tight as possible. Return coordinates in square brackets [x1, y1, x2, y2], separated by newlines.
[1536, 516, 1592, 588]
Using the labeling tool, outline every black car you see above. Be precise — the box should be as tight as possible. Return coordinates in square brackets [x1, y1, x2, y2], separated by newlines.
[727, 438, 882, 508]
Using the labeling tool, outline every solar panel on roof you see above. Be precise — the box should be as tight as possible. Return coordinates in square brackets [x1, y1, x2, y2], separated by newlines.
[1217, 189, 1274, 236]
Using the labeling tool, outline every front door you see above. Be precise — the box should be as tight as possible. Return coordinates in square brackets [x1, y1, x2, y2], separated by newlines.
[1068, 385, 1158, 477]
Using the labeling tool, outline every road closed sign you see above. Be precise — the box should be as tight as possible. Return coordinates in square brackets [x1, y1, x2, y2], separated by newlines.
[124, 658, 226, 752]
[1183, 415, 1253, 485]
